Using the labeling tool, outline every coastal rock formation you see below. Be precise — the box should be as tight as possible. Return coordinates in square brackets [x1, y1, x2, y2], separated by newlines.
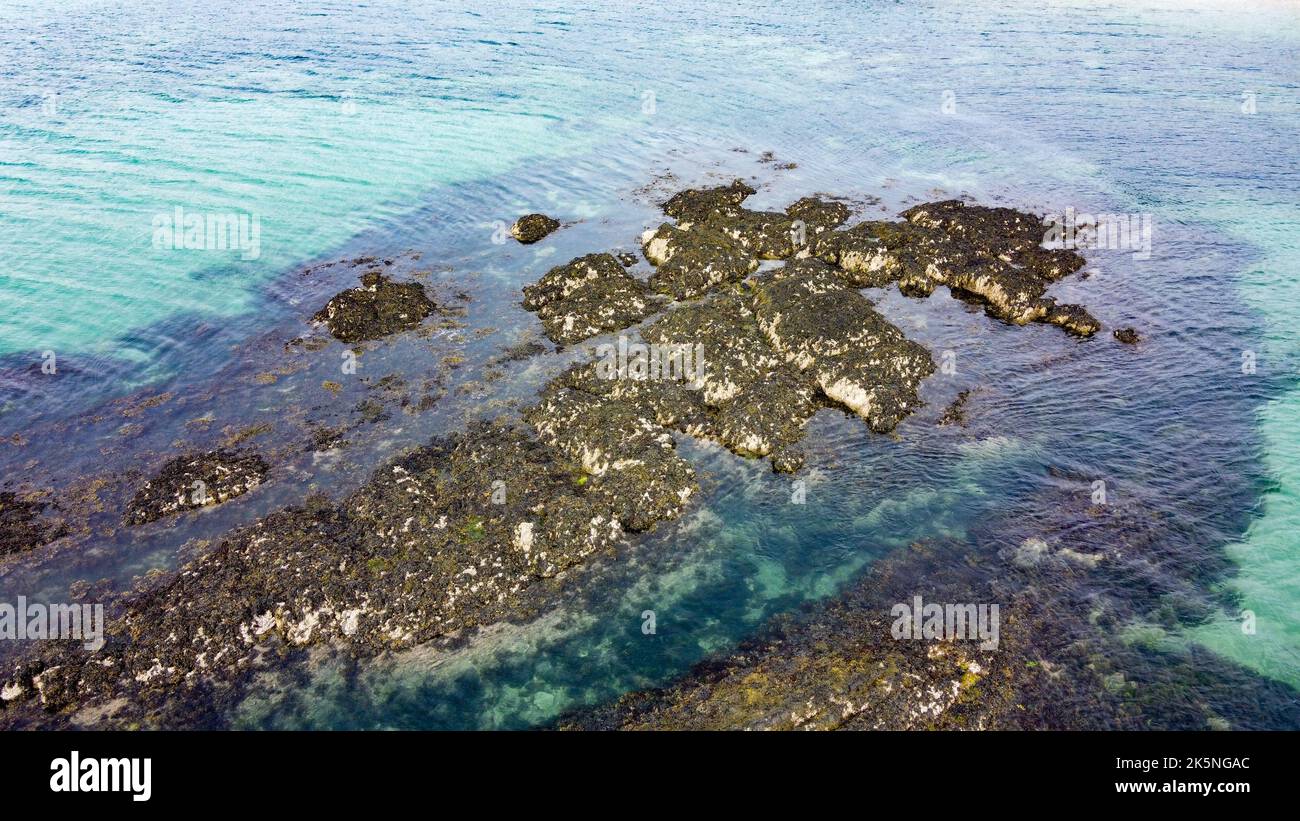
[124, 449, 269, 526]
[662, 178, 755, 224]
[0, 491, 66, 556]
[751, 259, 934, 432]
[527, 181, 1100, 348]
[521, 253, 658, 345]
[313, 271, 436, 342]
[0, 174, 1113, 729]
[510, 213, 560, 244]
[641, 224, 758, 299]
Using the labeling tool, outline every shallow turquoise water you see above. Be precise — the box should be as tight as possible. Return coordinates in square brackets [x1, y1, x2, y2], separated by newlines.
[2, 0, 1299, 727]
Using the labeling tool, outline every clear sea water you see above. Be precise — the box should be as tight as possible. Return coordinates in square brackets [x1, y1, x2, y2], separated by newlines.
[1, 0, 1298, 727]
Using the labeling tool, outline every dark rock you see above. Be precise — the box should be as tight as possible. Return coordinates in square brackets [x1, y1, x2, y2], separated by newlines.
[312, 272, 435, 342]
[124, 449, 269, 526]
[937, 389, 972, 427]
[0, 492, 65, 556]
[661, 179, 755, 224]
[641, 224, 758, 299]
[510, 213, 560, 244]
[751, 259, 935, 432]
[521, 253, 659, 345]
[1113, 327, 1141, 344]
[1043, 302, 1103, 337]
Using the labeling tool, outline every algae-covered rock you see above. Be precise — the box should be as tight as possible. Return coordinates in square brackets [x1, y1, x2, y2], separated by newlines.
[662, 178, 755, 224]
[525, 376, 697, 532]
[313, 272, 436, 342]
[1, 416, 694, 726]
[641, 224, 758, 299]
[708, 209, 800, 260]
[124, 449, 269, 525]
[0, 492, 66, 556]
[785, 196, 852, 252]
[643, 293, 820, 459]
[521, 253, 658, 345]
[899, 200, 1095, 332]
[752, 259, 935, 432]
[817, 219, 957, 289]
[811, 199, 1098, 335]
[1043, 301, 1103, 337]
[510, 213, 560, 244]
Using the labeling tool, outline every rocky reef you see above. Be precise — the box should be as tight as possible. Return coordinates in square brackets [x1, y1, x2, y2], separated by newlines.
[312, 271, 436, 342]
[124, 449, 269, 526]
[527, 181, 1100, 349]
[0, 491, 66, 556]
[510, 213, 560, 244]
[820, 200, 1097, 334]
[562, 487, 1300, 731]
[521, 253, 660, 345]
[0, 175, 1116, 729]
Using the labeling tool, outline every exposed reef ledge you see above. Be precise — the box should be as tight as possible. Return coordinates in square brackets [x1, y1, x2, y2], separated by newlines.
[526, 181, 1100, 349]
[312, 271, 437, 343]
[0, 177, 1106, 729]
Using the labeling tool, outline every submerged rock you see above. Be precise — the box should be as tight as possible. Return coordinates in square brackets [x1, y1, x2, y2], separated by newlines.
[313, 272, 436, 342]
[521, 253, 658, 345]
[1113, 327, 1141, 344]
[0, 492, 65, 556]
[510, 213, 560, 244]
[561, 538, 1027, 731]
[937, 389, 973, 427]
[124, 449, 269, 526]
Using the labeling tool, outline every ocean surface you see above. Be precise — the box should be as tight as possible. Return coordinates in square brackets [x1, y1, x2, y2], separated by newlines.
[1, 0, 1298, 727]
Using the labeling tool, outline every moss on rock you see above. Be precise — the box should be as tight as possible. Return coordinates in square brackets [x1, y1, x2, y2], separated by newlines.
[124, 449, 269, 526]
[313, 272, 436, 343]
[510, 213, 560, 244]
